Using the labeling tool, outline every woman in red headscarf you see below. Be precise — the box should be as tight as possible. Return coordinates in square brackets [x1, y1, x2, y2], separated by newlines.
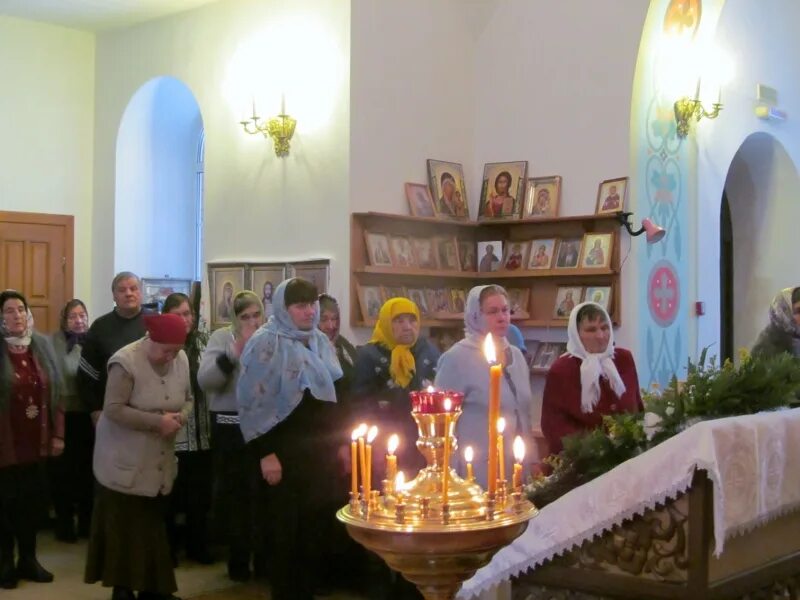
[85, 314, 193, 600]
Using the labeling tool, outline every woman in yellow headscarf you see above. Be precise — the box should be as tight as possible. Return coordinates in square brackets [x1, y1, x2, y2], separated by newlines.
[352, 297, 440, 470]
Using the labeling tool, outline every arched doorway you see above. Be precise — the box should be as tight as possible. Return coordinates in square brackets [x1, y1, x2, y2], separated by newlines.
[722, 132, 800, 352]
[719, 191, 733, 362]
[115, 76, 204, 282]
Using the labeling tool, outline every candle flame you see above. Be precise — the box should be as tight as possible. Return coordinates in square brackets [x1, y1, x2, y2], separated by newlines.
[395, 471, 405, 491]
[426, 385, 435, 393]
[356, 422, 367, 438]
[351, 428, 360, 441]
[464, 446, 474, 462]
[483, 333, 497, 364]
[497, 417, 506, 434]
[367, 425, 378, 444]
[387, 434, 399, 455]
[443, 397, 452, 412]
[513, 435, 525, 462]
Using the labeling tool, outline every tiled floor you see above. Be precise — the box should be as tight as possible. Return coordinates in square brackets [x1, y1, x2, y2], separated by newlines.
[1, 532, 365, 599]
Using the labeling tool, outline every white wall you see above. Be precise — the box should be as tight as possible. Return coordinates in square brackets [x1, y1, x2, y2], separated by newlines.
[115, 76, 202, 281]
[0, 16, 95, 310]
[92, 0, 350, 318]
[725, 133, 800, 351]
[696, 0, 800, 354]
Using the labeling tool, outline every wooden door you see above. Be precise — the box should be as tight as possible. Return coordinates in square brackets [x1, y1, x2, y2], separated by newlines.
[0, 211, 74, 334]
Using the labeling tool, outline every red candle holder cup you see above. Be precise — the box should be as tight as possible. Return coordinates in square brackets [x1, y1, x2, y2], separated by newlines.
[410, 390, 464, 414]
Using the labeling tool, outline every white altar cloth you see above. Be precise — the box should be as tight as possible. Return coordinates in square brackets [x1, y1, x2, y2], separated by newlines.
[458, 408, 800, 599]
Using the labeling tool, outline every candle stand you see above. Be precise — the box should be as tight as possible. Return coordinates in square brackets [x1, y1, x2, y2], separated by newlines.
[337, 392, 538, 600]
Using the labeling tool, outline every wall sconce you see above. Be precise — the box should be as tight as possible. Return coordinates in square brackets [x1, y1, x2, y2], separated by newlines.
[616, 212, 666, 244]
[674, 92, 722, 139]
[240, 100, 296, 157]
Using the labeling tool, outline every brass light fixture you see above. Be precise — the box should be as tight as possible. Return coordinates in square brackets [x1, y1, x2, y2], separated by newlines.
[674, 92, 722, 139]
[240, 100, 297, 157]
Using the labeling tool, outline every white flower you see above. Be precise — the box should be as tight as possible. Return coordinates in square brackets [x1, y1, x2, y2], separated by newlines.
[643, 412, 663, 441]
[665, 405, 675, 416]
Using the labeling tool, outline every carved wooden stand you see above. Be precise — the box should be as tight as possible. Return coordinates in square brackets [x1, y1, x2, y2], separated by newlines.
[515, 471, 800, 600]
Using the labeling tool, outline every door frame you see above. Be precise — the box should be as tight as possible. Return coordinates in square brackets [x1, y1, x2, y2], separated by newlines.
[0, 210, 75, 301]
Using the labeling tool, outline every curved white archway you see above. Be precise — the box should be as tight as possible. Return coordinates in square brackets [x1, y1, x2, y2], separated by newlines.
[115, 76, 204, 281]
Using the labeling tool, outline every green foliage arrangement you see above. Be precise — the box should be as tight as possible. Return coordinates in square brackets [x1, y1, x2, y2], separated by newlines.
[527, 349, 800, 508]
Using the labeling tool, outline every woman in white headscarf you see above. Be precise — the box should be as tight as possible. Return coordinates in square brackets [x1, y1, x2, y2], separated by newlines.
[541, 302, 642, 455]
[434, 285, 536, 488]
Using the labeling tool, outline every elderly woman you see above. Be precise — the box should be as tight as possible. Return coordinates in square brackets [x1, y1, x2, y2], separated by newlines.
[85, 313, 192, 600]
[318, 294, 358, 395]
[352, 297, 440, 477]
[541, 302, 642, 455]
[161, 293, 212, 565]
[435, 285, 536, 486]
[752, 287, 800, 358]
[237, 278, 343, 600]
[49, 299, 93, 543]
[197, 291, 264, 582]
[0, 290, 64, 589]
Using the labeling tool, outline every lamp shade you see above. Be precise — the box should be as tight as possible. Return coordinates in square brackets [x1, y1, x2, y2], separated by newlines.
[642, 218, 666, 244]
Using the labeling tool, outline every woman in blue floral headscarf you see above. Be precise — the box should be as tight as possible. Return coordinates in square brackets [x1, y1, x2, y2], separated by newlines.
[752, 287, 800, 358]
[236, 278, 343, 600]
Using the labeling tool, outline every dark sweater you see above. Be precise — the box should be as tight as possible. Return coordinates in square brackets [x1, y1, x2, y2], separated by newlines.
[77, 309, 145, 412]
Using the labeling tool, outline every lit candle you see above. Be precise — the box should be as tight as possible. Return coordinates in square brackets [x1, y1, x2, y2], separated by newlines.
[497, 417, 506, 484]
[386, 434, 399, 484]
[484, 334, 501, 496]
[465, 446, 474, 482]
[365, 425, 378, 494]
[394, 471, 406, 523]
[513, 435, 525, 490]
[357, 422, 367, 495]
[350, 428, 360, 498]
[442, 397, 452, 504]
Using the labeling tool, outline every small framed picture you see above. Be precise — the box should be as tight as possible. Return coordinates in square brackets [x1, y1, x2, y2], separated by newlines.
[407, 288, 430, 316]
[427, 160, 469, 219]
[381, 286, 407, 302]
[478, 161, 528, 220]
[364, 231, 393, 267]
[458, 241, 477, 272]
[411, 237, 438, 269]
[449, 288, 467, 313]
[580, 232, 613, 269]
[585, 285, 612, 312]
[426, 288, 452, 314]
[477, 241, 503, 272]
[532, 342, 567, 370]
[208, 264, 247, 329]
[524, 339, 541, 368]
[596, 176, 628, 214]
[289, 260, 329, 294]
[554, 237, 582, 269]
[250, 265, 286, 318]
[435, 236, 461, 271]
[553, 286, 584, 319]
[507, 288, 530, 318]
[357, 284, 383, 321]
[141, 278, 193, 311]
[405, 183, 436, 218]
[389, 236, 417, 268]
[501, 241, 530, 271]
[524, 176, 561, 219]
[526, 239, 556, 270]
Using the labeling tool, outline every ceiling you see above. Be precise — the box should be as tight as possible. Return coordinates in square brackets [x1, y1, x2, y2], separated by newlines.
[0, 0, 223, 32]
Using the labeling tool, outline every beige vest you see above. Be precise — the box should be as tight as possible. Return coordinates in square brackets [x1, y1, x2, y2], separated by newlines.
[93, 339, 190, 497]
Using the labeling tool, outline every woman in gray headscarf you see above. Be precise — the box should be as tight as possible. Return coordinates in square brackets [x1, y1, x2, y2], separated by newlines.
[752, 287, 800, 358]
[434, 285, 535, 487]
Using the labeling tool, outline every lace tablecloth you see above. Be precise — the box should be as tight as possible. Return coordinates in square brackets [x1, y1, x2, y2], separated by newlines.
[458, 408, 800, 599]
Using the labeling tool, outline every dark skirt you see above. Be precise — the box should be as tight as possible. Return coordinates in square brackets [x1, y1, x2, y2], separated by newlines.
[84, 484, 176, 595]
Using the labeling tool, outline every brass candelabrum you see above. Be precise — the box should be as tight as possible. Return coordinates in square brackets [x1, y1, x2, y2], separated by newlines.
[337, 391, 538, 600]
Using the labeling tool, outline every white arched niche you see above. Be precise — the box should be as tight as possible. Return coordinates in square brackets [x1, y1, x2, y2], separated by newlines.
[115, 76, 204, 281]
[724, 133, 800, 351]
